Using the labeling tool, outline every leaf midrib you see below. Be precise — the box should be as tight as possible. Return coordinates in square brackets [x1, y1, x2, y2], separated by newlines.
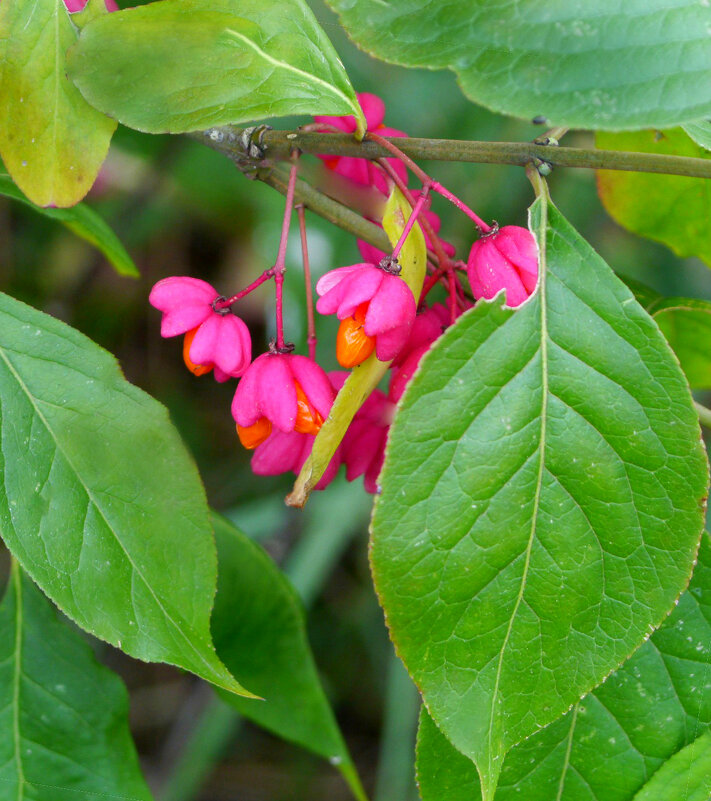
[485, 194, 550, 790]
[0, 345, 223, 686]
[223, 27, 354, 114]
[12, 564, 25, 801]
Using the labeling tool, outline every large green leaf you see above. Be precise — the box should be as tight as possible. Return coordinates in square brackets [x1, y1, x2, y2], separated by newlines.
[633, 732, 711, 801]
[0, 0, 116, 207]
[67, 0, 364, 135]
[683, 120, 711, 151]
[597, 129, 711, 267]
[325, 1, 711, 130]
[371, 191, 708, 799]
[0, 562, 152, 801]
[625, 279, 711, 390]
[0, 173, 138, 277]
[416, 533, 711, 800]
[0, 292, 249, 696]
[211, 512, 359, 782]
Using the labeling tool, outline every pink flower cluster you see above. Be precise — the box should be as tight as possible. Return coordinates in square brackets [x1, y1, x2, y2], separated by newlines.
[149, 92, 539, 496]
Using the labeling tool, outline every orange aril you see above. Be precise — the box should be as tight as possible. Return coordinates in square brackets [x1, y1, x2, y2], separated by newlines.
[294, 382, 323, 435]
[182, 328, 213, 376]
[336, 303, 375, 368]
[237, 417, 272, 450]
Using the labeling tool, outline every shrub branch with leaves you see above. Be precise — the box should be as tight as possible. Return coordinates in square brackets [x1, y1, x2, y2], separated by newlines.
[1, 0, 711, 800]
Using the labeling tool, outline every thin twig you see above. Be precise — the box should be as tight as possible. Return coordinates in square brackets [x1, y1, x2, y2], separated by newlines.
[192, 128, 711, 179]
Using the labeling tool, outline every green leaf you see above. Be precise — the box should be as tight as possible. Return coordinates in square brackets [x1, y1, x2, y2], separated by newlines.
[0, 173, 138, 277]
[371, 190, 709, 799]
[416, 532, 711, 801]
[67, 0, 365, 136]
[626, 280, 711, 390]
[287, 186, 426, 506]
[0, 0, 116, 207]
[325, 1, 711, 130]
[633, 732, 711, 801]
[0, 291, 251, 697]
[211, 512, 355, 767]
[0, 562, 153, 801]
[597, 129, 711, 267]
[683, 120, 711, 151]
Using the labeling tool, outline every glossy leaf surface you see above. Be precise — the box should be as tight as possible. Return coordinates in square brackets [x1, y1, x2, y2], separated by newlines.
[372, 192, 708, 797]
[597, 129, 711, 267]
[67, 0, 364, 135]
[0, 0, 116, 207]
[326, 0, 711, 130]
[0, 173, 138, 277]
[683, 120, 711, 151]
[0, 292, 249, 696]
[0, 563, 152, 801]
[627, 280, 711, 390]
[633, 731, 711, 801]
[416, 533, 711, 800]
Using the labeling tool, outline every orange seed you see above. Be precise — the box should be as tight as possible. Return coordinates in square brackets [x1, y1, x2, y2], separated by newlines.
[336, 303, 375, 368]
[183, 328, 213, 376]
[237, 417, 272, 450]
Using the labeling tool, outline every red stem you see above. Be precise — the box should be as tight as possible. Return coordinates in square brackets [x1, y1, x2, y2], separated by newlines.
[368, 130, 492, 233]
[376, 158, 450, 271]
[296, 204, 317, 360]
[390, 184, 431, 261]
[430, 180, 491, 233]
[273, 156, 300, 349]
[215, 270, 275, 309]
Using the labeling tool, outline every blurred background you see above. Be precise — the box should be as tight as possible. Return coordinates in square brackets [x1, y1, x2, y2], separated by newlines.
[2, 1, 711, 799]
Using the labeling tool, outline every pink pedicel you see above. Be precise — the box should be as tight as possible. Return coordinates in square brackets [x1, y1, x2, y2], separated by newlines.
[466, 225, 539, 308]
[330, 373, 394, 495]
[315, 93, 408, 195]
[149, 276, 251, 381]
[357, 208, 456, 266]
[316, 263, 416, 362]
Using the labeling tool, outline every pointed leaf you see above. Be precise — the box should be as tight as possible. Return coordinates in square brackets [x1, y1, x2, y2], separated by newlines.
[371, 193, 708, 798]
[326, 1, 711, 130]
[0, 173, 138, 277]
[632, 732, 711, 801]
[597, 129, 711, 268]
[683, 120, 711, 151]
[67, 0, 365, 135]
[0, 0, 116, 207]
[626, 280, 711, 390]
[0, 291, 250, 696]
[0, 563, 153, 801]
[211, 511, 353, 765]
[416, 532, 711, 800]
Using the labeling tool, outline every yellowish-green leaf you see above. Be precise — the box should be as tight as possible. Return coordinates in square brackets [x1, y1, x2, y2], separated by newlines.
[597, 129, 711, 267]
[0, 0, 116, 207]
[67, 0, 365, 136]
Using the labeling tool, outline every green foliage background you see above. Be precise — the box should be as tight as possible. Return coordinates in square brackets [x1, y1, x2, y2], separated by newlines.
[1, 1, 711, 798]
